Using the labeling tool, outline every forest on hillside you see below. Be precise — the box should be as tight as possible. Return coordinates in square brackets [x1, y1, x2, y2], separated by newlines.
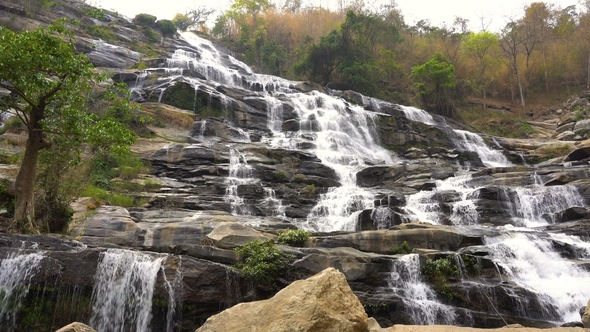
[163, 0, 590, 119]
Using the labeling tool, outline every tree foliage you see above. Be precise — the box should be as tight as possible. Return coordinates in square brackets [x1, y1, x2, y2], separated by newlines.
[0, 21, 135, 233]
[133, 13, 157, 27]
[411, 52, 458, 118]
[173, 13, 192, 32]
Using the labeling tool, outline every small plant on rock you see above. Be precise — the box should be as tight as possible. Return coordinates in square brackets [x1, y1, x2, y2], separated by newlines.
[391, 241, 412, 255]
[277, 229, 310, 247]
[234, 240, 294, 289]
[422, 256, 459, 299]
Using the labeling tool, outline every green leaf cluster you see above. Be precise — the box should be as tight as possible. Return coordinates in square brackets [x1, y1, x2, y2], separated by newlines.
[391, 241, 412, 255]
[234, 240, 294, 289]
[277, 229, 310, 247]
[411, 52, 457, 118]
[422, 256, 459, 299]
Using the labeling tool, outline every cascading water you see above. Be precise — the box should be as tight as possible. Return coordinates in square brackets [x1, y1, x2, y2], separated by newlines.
[0, 251, 45, 331]
[484, 233, 590, 323]
[404, 174, 480, 226]
[143, 31, 590, 326]
[291, 92, 395, 231]
[399, 105, 512, 168]
[503, 183, 585, 227]
[388, 254, 457, 325]
[224, 148, 257, 215]
[89, 249, 165, 332]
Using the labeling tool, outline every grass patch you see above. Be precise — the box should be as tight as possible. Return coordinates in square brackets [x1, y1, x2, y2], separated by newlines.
[460, 107, 536, 138]
[80, 185, 147, 208]
[536, 144, 573, 160]
[142, 104, 195, 129]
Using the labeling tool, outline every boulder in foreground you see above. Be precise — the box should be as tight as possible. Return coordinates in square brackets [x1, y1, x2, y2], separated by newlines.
[55, 322, 96, 332]
[195, 267, 368, 332]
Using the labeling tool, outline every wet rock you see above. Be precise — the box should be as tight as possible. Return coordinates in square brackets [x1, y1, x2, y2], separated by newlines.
[206, 223, 270, 249]
[312, 223, 482, 254]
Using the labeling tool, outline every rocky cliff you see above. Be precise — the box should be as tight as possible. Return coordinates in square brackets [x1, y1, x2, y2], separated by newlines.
[0, 1, 590, 332]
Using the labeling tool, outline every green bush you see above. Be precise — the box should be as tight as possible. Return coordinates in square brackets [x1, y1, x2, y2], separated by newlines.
[391, 241, 412, 255]
[84, 25, 116, 42]
[142, 27, 160, 43]
[277, 229, 310, 247]
[422, 256, 459, 299]
[273, 171, 288, 182]
[156, 19, 177, 38]
[302, 183, 316, 197]
[234, 240, 294, 289]
[133, 13, 157, 27]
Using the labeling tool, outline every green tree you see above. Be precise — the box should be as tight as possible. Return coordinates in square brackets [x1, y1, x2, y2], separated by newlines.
[133, 13, 157, 27]
[0, 22, 135, 232]
[172, 13, 191, 32]
[461, 31, 501, 109]
[230, 0, 270, 29]
[156, 19, 177, 39]
[411, 52, 457, 118]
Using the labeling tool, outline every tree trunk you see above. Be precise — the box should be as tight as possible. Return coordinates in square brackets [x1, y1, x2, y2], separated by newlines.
[13, 131, 42, 232]
[12, 108, 49, 233]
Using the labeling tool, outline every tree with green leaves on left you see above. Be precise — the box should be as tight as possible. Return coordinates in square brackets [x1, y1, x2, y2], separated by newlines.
[411, 52, 457, 118]
[0, 21, 135, 233]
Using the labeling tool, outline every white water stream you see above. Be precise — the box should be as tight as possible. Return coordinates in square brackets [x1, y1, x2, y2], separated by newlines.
[89, 249, 165, 332]
[0, 251, 44, 331]
[388, 254, 457, 325]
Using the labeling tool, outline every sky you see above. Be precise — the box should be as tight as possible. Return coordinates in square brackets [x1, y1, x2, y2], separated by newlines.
[94, 0, 579, 32]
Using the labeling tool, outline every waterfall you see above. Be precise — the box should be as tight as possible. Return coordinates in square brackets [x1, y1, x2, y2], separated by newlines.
[400, 105, 437, 125]
[0, 251, 45, 332]
[451, 130, 512, 168]
[161, 261, 183, 332]
[484, 233, 590, 323]
[504, 184, 585, 227]
[398, 106, 512, 168]
[404, 174, 480, 225]
[224, 148, 257, 215]
[262, 187, 286, 218]
[388, 254, 457, 325]
[89, 249, 165, 332]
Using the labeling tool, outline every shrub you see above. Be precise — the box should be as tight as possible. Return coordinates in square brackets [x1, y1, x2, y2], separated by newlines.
[422, 256, 459, 299]
[234, 240, 294, 289]
[391, 241, 412, 255]
[277, 229, 310, 247]
[302, 184, 316, 197]
[142, 27, 159, 43]
[274, 171, 288, 182]
[156, 19, 177, 38]
[133, 13, 157, 27]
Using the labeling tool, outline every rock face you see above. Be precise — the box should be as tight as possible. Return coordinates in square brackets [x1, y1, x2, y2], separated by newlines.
[195, 268, 368, 332]
[583, 300, 590, 328]
[2, 2, 590, 332]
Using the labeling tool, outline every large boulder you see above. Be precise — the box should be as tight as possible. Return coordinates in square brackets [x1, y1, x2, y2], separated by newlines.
[377, 325, 587, 332]
[195, 268, 368, 332]
[583, 299, 590, 328]
[55, 322, 96, 332]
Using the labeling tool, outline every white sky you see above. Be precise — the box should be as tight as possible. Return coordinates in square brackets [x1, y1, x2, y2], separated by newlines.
[94, 0, 580, 32]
